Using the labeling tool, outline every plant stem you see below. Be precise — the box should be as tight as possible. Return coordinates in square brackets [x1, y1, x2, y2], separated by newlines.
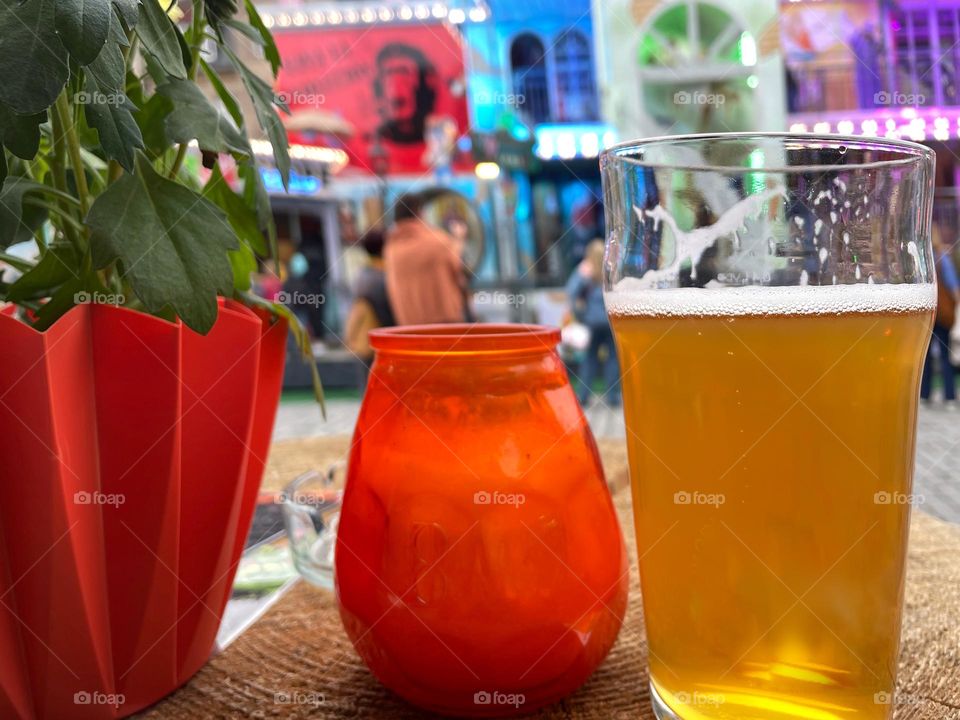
[167, 1, 205, 180]
[22, 198, 87, 233]
[48, 100, 83, 251]
[54, 92, 91, 221]
[0, 252, 34, 273]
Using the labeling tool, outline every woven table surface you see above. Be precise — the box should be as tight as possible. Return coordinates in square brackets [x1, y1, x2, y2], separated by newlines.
[141, 437, 960, 719]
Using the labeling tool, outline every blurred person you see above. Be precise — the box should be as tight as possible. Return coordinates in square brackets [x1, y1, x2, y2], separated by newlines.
[385, 192, 467, 325]
[567, 239, 620, 406]
[921, 228, 960, 407]
[345, 229, 395, 359]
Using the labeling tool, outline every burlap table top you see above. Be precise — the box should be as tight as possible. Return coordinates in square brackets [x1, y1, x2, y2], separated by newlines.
[142, 437, 960, 719]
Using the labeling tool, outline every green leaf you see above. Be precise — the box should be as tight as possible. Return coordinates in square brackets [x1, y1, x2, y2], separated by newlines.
[228, 240, 256, 292]
[238, 160, 276, 261]
[6, 244, 79, 302]
[203, 164, 266, 255]
[244, 0, 281, 77]
[87, 153, 238, 333]
[0, 0, 70, 114]
[55, 0, 112, 65]
[200, 58, 244, 128]
[157, 79, 251, 159]
[240, 291, 326, 415]
[0, 106, 46, 160]
[134, 93, 174, 158]
[0, 178, 47, 249]
[86, 8, 128, 94]
[81, 76, 143, 171]
[112, 0, 139, 29]
[223, 45, 289, 188]
[136, 0, 187, 80]
[0, 152, 6, 186]
[205, 0, 238, 34]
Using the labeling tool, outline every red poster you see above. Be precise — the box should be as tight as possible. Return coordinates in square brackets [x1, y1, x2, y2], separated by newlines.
[275, 24, 469, 175]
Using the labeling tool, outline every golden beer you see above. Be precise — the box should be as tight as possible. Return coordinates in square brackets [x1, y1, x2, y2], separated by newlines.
[609, 284, 934, 720]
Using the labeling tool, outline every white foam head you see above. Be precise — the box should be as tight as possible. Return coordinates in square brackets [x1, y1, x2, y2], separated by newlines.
[605, 279, 937, 318]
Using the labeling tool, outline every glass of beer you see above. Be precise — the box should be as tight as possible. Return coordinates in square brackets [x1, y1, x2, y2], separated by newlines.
[600, 134, 935, 720]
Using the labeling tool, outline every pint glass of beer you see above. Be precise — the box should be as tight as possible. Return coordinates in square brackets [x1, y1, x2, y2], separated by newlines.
[600, 134, 935, 720]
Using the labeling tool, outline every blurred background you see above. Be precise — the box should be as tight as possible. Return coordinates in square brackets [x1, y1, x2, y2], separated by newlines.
[95, 0, 957, 405]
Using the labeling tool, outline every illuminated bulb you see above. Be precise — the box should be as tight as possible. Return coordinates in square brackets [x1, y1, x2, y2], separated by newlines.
[379, 7, 393, 20]
[861, 119, 878, 135]
[813, 121, 831, 134]
[277, 13, 291, 26]
[449, 8, 465, 23]
[292, 12, 307, 26]
[935, 128, 949, 141]
[468, 7, 487, 21]
[399, 6, 413, 19]
[310, 11, 324, 24]
[788, 122, 807, 133]
[934, 116, 948, 129]
[557, 132, 577, 159]
[344, 9, 359, 23]
[580, 132, 600, 158]
[537, 136, 555, 159]
[746, 74, 759, 89]
[361, 8, 375, 22]
[328, 11, 342, 23]
[901, 107, 917, 119]
[475, 162, 501, 180]
[836, 120, 854, 135]
[431, 4, 447, 18]
[414, 5, 430, 18]
[602, 130, 616, 148]
[262, 14, 274, 28]
[886, 118, 896, 130]
[739, 32, 757, 66]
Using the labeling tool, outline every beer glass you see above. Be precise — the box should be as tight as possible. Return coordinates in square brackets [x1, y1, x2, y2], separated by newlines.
[600, 134, 935, 720]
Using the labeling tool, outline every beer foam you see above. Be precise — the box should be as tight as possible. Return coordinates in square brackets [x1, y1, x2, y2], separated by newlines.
[605, 280, 937, 318]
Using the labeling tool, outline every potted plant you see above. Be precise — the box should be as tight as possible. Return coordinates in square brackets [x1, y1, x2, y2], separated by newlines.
[0, 1, 319, 717]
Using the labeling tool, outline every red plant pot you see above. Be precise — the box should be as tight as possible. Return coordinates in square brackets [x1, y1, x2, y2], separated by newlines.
[0, 300, 287, 719]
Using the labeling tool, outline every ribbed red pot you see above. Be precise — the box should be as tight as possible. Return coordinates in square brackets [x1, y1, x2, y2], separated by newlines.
[0, 299, 287, 719]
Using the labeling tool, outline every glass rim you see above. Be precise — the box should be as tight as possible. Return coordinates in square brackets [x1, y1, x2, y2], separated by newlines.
[601, 132, 935, 174]
[369, 323, 560, 354]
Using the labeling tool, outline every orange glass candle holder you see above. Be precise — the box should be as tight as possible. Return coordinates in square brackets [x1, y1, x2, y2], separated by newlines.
[335, 324, 628, 717]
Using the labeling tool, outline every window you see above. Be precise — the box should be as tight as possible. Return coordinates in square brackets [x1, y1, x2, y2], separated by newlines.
[554, 30, 598, 122]
[887, 2, 960, 106]
[510, 34, 550, 124]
